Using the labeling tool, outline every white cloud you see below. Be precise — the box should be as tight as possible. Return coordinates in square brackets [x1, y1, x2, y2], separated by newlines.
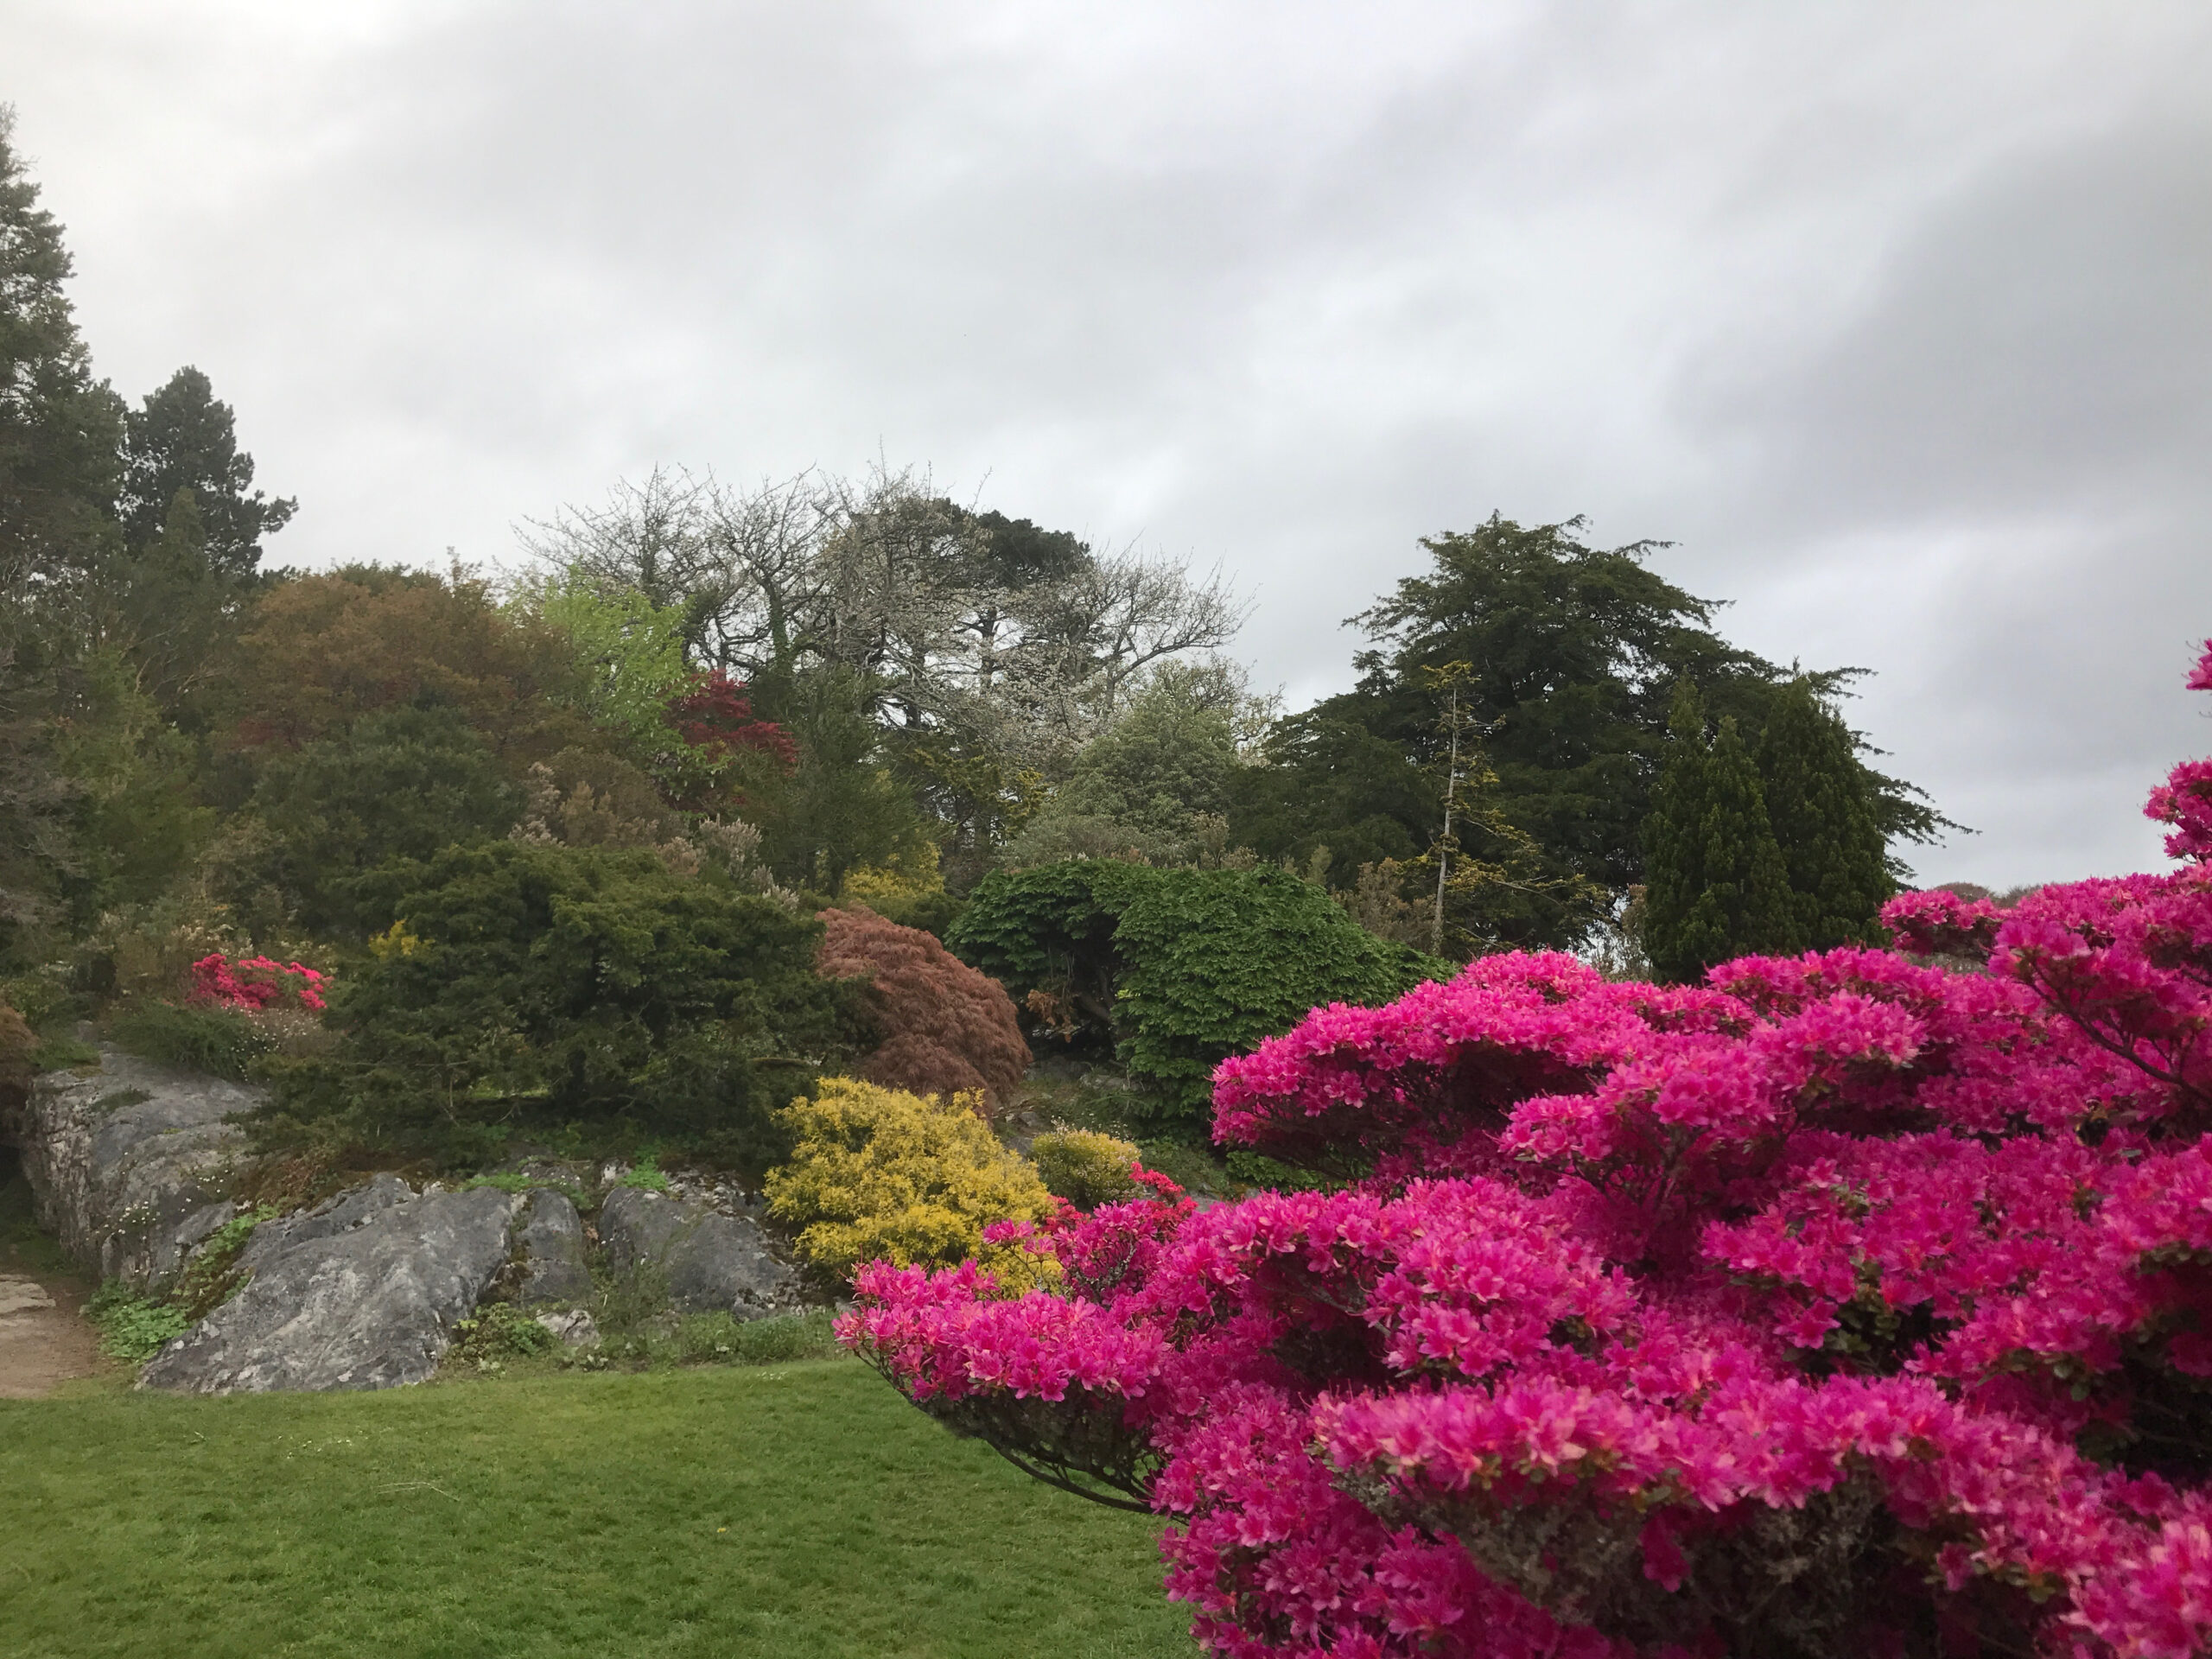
[10, 0, 2209, 887]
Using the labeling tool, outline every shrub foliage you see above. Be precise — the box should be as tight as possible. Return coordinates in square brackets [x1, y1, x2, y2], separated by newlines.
[947, 861, 1445, 1131]
[843, 643, 2212, 1659]
[817, 905, 1031, 1114]
[1030, 1128, 1143, 1210]
[765, 1077, 1058, 1285]
[266, 841, 859, 1163]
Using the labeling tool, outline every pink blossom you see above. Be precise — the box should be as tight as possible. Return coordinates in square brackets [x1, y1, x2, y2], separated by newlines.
[838, 645, 2212, 1656]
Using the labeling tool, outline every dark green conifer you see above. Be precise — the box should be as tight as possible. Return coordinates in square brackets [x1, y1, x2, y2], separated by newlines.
[1758, 677, 1893, 950]
[1642, 684, 1799, 982]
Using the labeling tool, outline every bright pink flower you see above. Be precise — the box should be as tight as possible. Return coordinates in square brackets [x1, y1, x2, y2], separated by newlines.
[840, 645, 2212, 1656]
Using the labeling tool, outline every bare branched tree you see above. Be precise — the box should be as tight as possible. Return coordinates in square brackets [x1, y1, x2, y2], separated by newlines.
[696, 470, 837, 680]
[517, 464, 1253, 853]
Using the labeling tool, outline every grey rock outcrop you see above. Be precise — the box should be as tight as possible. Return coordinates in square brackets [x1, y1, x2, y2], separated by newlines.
[22, 1049, 255, 1288]
[237, 1174, 411, 1273]
[513, 1190, 592, 1305]
[140, 1185, 519, 1394]
[534, 1307, 599, 1346]
[599, 1185, 796, 1319]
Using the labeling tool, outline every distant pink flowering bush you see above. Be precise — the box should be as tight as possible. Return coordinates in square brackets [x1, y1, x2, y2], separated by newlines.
[189, 953, 327, 1014]
[843, 639, 2212, 1658]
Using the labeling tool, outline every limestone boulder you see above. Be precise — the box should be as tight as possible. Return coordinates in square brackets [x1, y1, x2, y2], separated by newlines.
[139, 1185, 518, 1394]
[22, 1049, 255, 1288]
[598, 1185, 797, 1319]
[513, 1189, 593, 1306]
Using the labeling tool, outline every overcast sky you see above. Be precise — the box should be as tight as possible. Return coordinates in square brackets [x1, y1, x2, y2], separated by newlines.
[10, 1, 2209, 887]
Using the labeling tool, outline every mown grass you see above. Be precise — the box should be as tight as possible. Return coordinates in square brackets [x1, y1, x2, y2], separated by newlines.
[0, 1361, 1193, 1658]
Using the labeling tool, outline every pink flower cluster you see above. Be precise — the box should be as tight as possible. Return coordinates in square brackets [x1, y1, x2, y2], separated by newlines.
[188, 952, 327, 1014]
[842, 639, 2212, 1658]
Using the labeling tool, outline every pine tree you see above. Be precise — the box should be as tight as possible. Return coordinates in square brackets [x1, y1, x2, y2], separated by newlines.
[1642, 684, 1799, 982]
[119, 365, 295, 581]
[1758, 677, 1893, 950]
[0, 105, 125, 607]
[0, 106, 126, 957]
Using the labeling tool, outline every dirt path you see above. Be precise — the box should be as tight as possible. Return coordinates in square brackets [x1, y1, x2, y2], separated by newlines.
[0, 1270, 104, 1398]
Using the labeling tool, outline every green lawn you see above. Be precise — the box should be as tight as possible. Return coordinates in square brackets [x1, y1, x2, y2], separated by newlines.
[0, 1361, 1193, 1658]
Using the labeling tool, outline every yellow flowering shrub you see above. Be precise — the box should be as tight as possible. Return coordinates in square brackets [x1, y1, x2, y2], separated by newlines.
[1029, 1128, 1143, 1210]
[765, 1078, 1060, 1289]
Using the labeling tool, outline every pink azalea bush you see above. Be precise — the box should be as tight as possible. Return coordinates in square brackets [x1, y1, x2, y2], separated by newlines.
[188, 952, 327, 1014]
[842, 639, 2212, 1658]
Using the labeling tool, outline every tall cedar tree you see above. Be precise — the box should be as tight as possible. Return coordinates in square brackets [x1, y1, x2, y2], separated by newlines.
[119, 366, 295, 580]
[1230, 515, 1949, 946]
[0, 107, 124, 610]
[1230, 517, 1781, 947]
[1758, 677, 1893, 949]
[98, 365, 297, 722]
[0, 108, 125, 951]
[1642, 684, 1799, 982]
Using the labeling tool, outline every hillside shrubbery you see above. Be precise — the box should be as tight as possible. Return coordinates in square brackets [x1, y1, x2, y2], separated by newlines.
[261, 842, 862, 1166]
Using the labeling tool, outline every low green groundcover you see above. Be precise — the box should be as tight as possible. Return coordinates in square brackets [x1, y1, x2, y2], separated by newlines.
[0, 1362, 1189, 1658]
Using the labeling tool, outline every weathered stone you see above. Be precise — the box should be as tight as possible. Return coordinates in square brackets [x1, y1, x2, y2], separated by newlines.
[0, 1276, 56, 1316]
[237, 1173, 411, 1274]
[170, 1200, 238, 1265]
[597, 1184, 688, 1270]
[666, 1214, 796, 1317]
[22, 1048, 256, 1288]
[514, 1189, 592, 1305]
[139, 1186, 518, 1395]
[534, 1307, 599, 1346]
[595, 1185, 796, 1319]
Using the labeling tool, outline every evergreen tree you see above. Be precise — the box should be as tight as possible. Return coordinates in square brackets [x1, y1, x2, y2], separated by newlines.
[1236, 516, 1955, 947]
[757, 665, 932, 893]
[0, 105, 124, 608]
[119, 365, 294, 581]
[1642, 684, 1798, 982]
[0, 106, 126, 957]
[1758, 677, 1893, 950]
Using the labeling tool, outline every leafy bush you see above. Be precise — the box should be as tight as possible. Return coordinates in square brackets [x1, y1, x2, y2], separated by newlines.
[838, 845, 964, 938]
[188, 952, 326, 1012]
[817, 906, 1031, 1115]
[948, 861, 1446, 1131]
[451, 1303, 559, 1367]
[1220, 1147, 1341, 1196]
[1130, 1138, 1222, 1199]
[86, 1283, 188, 1363]
[264, 841, 862, 1166]
[1030, 1128, 1142, 1210]
[110, 1001, 271, 1081]
[842, 639, 2212, 1659]
[765, 1077, 1058, 1285]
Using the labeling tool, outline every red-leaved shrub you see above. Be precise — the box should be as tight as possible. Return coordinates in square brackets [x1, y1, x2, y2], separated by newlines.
[842, 640, 2212, 1658]
[818, 906, 1031, 1115]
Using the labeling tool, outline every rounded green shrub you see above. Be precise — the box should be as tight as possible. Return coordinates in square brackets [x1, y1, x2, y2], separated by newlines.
[1030, 1128, 1142, 1210]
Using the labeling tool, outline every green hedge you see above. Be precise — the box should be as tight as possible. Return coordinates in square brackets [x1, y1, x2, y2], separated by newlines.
[947, 861, 1446, 1134]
